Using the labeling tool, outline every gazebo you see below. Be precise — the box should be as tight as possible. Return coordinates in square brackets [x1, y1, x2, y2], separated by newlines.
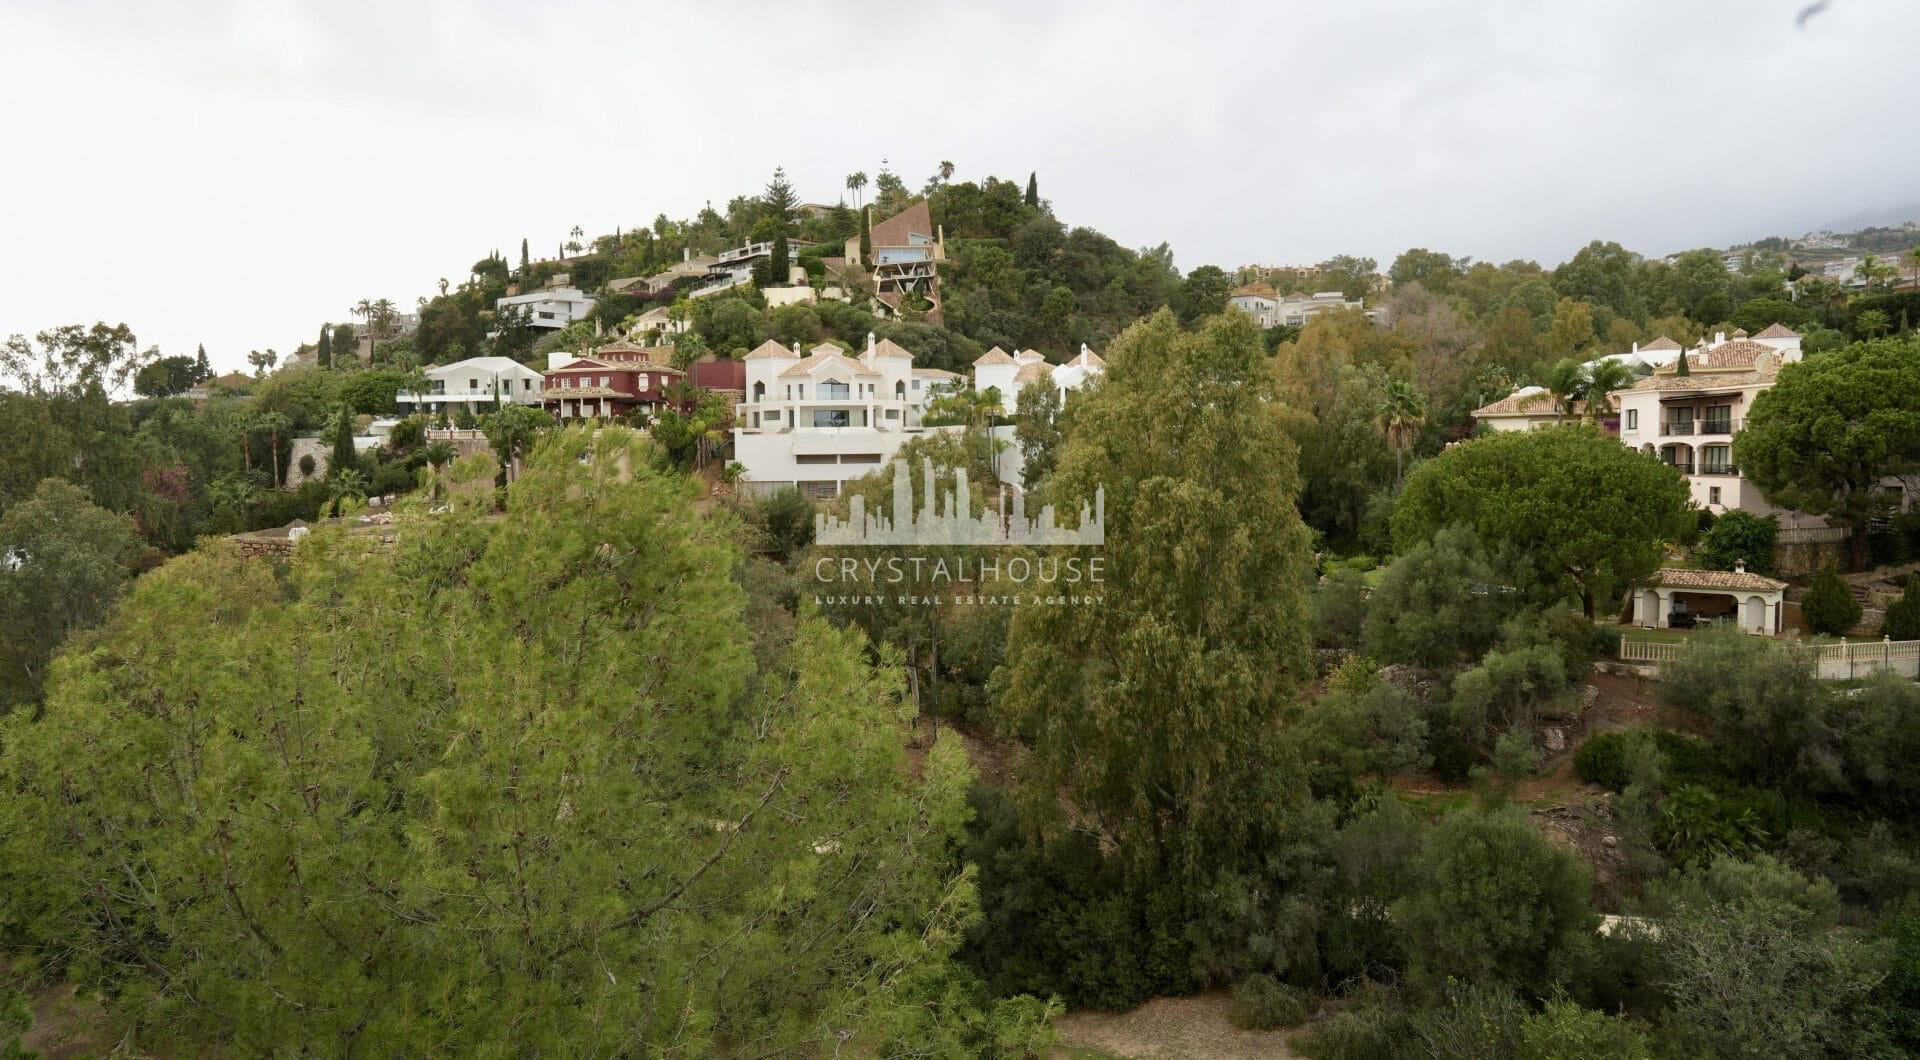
[1631, 561, 1787, 634]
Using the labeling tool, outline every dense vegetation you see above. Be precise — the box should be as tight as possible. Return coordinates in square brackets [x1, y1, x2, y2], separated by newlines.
[5, 172, 1920, 1054]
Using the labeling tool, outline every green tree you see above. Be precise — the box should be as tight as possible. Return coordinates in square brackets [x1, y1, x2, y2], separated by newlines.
[1376, 377, 1426, 488]
[1696, 511, 1778, 575]
[1393, 425, 1692, 616]
[0, 427, 1046, 1055]
[323, 400, 357, 483]
[1025, 171, 1038, 207]
[993, 310, 1315, 876]
[132, 355, 200, 398]
[1883, 577, 1920, 640]
[1803, 562, 1862, 636]
[1362, 526, 1508, 668]
[1013, 380, 1063, 493]
[1583, 358, 1635, 422]
[1388, 248, 1460, 294]
[481, 404, 549, 483]
[1651, 855, 1890, 1058]
[0, 322, 151, 397]
[0, 478, 140, 713]
[194, 343, 211, 382]
[317, 322, 333, 370]
[1738, 337, 1920, 564]
[1545, 357, 1587, 423]
[1858, 308, 1892, 339]
[1394, 808, 1596, 988]
[1177, 265, 1232, 323]
[763, 165, 797, 227]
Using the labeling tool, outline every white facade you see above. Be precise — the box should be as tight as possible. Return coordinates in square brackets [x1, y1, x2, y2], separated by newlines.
[398, 356, 546, 416]
[733, 335, 931, 498]
[1612, 327, 1809, 520]
[1228, 285, 1381, 328]
[972, 344, 1106, 485]
[496, 286, 595, 329]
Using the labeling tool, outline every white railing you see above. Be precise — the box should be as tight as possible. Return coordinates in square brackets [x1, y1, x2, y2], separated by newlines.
[1778, 526, 1849, 545]
[1618, 639, 1687, 663]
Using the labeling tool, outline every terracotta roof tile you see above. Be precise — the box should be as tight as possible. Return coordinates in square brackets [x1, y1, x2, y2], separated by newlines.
[973, 347, 1016, 366]
[1070, 349, 1107, 367]
[1641, 336, 1682, 351]
[1013, 362, 1053, 384]
[1015, 349, 1047, 364]
[1232, 282, 1278, 299]
[1472, 386, 1575, 417]
[1701, 339, 1778, 369]
[1754, 322, 1801, 339]
[745, 340, 798, 360]
[869, 338, 915, 359]
[778, 353, 880, 378]
[1652, 567, 1788, 592]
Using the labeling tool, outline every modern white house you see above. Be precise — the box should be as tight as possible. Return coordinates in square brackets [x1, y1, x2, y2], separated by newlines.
[976, 345, 1106, 485]
[495, 286, 595, 330]
[730, 335, 1105, 497]
[397, 356, 546, 417]
[1228, 283, 1382, 328]
[1611, 325, 1808, 519]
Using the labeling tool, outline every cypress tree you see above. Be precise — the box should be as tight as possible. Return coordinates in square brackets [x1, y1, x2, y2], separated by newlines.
[859, 206, 873, 263]
[1675, 350, 1691, 376]
[1025, 171, 1039, 207]
[329, 400, 357, 482]
[317, 324, 333, 370]
[194, 343, 211, 382]
[771, 231, 790, 285]
[521, 237, 529, 269]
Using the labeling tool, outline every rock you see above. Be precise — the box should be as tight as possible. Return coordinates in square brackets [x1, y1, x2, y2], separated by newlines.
[1602, 835, 1618, 848]
[1582, 685, 1601, 709]
[1544, 726, 1566, 752]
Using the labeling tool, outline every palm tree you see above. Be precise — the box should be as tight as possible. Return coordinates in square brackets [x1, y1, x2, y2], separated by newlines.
[1583, 359, 1635, 423]
[257, 412, 291, 488]
[846, 171, 868, 210]
[938, 160, 955, 183]
[1376, 379, 1427, 489]
[371, 298, 398, 340]
[208, 474, 255, 530]
[1907, 246, 1920, 292]
[327, 467, 369, 517]
[1545, 358, 1588, 425]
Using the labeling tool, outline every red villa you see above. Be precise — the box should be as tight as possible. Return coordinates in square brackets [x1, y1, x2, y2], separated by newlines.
[542, 355, 685, 421]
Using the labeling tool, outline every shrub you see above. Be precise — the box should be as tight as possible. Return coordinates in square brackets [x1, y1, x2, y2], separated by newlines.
[1499, 607, 1602, 684]
[1229, 973, 1312, 1030]
[298, 453, 317, 478]
[1658, 625, 1831, 789]
[1883, 578, 1920, 640]
[1574, 731, 1631, 789]
[1289, 984, 1420, 1060]
[1518, 998, 1652, 1060]
[1446, 643, 1570, 757]
[1574, 728, 1716, 791]
[1407, 983, 1527, 1058]
[1802, 562, 1862, 636]
[1394, 808, 1596, 988]
[1343, 554, 1378, 573]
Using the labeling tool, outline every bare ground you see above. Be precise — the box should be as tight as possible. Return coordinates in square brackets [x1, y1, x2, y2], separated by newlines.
[1052, 992, 1302, 1060]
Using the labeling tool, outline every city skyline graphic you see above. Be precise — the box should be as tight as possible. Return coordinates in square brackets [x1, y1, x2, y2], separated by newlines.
[815, 458, 1105, 546]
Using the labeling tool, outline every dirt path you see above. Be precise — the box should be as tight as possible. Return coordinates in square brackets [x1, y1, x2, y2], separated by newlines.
[1052, 992, 1302, 1059]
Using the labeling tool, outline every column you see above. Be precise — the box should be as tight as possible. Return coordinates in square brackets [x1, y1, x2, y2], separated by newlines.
[1655, 590, 1672, 628]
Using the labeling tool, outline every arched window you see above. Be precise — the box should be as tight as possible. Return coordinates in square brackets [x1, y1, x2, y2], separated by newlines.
[752, 381, 766, 402]
[894, 380, 906, 399]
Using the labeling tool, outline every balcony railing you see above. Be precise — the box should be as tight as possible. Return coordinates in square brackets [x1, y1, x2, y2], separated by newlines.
[1660, 421, 1695, 436]
[1663, 461, 1695, 474]
[1698, 465, 1740, 476]
[1697, 418, 1739, 436]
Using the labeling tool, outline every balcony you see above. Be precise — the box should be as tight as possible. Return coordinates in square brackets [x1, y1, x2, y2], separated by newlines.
[1660, 421, 1695, 436]
[1697, 418, 1740, 436]
[1662, 461, 1695, 475]
[1698, 465, 1740, 476]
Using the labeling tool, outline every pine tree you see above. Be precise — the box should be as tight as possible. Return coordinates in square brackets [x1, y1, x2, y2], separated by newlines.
[1025, 171, 1039, 207]
[317, 324, 333, 370]
[194, 343, 211, 382]
[859, 205, 873, 263]
[763, 166, 797, 227]
[1675, 350, 1691, 376]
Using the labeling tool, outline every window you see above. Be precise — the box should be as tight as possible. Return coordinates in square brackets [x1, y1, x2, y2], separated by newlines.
[638, 374, 649, 390]
[885, 409, 900, 420]
[1701, 445, 1734, 475]
[562, 378, 572, 389]
[912, 379, 921, 390]
[802, 481, 839, 500]
[1625, 409, 1638, 430]
[820, 381, 850, 400]
[522, 379, 531, 391]
[469, 378, 479, 390]
[1709, 486, 1722, 505]
[813, 410, 850, 428]
[796, 454, 838, 465]
[841, 454, 882, 464]
[1703, 405, 1733, 434]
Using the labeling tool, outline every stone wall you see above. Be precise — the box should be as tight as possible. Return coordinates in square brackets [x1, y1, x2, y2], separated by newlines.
[287, 436, 331, 487]
[1775, 539, 1846, 578]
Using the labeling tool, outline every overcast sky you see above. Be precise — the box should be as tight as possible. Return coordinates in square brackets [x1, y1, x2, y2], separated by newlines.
[3, 0, 1915, 373]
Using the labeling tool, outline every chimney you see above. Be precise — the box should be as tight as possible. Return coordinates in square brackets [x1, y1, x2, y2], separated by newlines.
[867, 332, 876, 356]
[1735, 558, 1747, 574]
[1714, 331, 1726, 345]
[683, 247, 690, 263]
[791, 341, 800, 355]
[1632, 342, 1640, 354]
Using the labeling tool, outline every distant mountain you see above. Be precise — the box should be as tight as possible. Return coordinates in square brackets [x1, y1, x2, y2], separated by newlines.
[1817, 202, 1920, 234]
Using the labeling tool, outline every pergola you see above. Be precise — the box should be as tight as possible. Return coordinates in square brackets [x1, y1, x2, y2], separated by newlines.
[1632, 563, 1787, 634]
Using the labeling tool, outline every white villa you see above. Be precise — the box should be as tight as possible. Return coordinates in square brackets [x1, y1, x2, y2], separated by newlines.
[495, 285, 595, 330]
[731, 336, 1105, 498]
[1612, 325, 1807, 519]
[1228, 283, 1382, 328]
[1629, 561, 1788, 634]
[397, 356, 546, 417]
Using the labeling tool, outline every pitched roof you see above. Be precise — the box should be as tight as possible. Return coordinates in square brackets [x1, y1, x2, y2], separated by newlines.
[1068, 348, 1107, 368]
[1015, 349, 1047, 364]
[745, 340, 798, 360]
[973, 346, 1016, 366]
[1701, 339, 1779, 369]
[211, 371, 253, 388]
[869, 338, 914, 360]
[549, 356, 619, 373]
[594, 338, 651, 356]
[869, 200, 934, 248]
[1013, 362, 1053, 384]
[1641, 336, 1682, 351]
[1754, 322, 1801, 339]
[1471, 386, 1569, 418]
[1624, 368, 1772, 392]
[808, 343, 846, 357]
[1652, 567, 1788, 592]
[1232, 282, 1278, 299]
[779, 353, 879, 378]
[914, 368, 961, 379]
